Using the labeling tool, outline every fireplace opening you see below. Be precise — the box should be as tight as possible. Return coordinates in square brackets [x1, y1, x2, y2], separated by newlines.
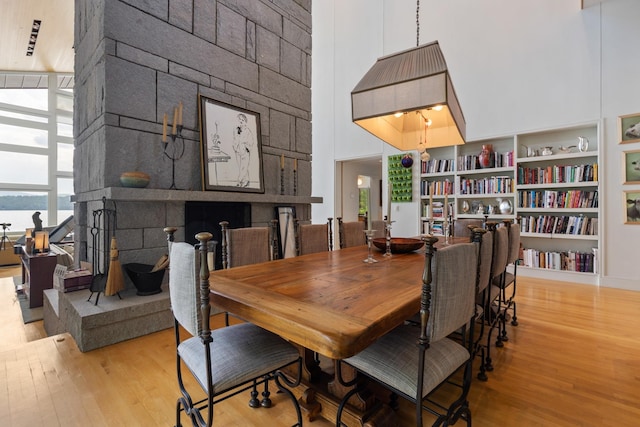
[184, 201, 251, 270]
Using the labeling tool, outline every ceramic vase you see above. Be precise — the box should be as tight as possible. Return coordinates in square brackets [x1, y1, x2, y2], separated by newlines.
[478, 144, 494, 168]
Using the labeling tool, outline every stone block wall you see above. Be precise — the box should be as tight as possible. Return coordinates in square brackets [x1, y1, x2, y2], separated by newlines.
[73, 0, 313, 281]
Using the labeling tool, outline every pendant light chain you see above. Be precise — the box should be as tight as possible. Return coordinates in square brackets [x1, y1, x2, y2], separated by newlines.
[416, 0, 420, 46]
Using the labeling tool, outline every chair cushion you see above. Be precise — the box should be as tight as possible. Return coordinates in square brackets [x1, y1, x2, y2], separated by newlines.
[345, 324, 470, 399]
[492, 271, 515, 288]
[178, 322, 300, 395]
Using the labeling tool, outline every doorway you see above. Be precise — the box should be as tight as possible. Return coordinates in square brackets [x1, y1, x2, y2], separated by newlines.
[335, 157, 382, 223]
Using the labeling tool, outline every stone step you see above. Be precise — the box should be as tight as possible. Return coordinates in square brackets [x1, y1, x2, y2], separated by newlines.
[43, 285, 172, 352]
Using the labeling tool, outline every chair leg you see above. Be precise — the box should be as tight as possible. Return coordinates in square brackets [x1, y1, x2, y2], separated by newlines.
[476, 346, 488, 381]
[485, 322, 495, 372]
[495, 314, 505, 347]
[261, 376, 272, 408]
[511, 301, 518, 326]
[249, 380, 260, 408]
[499, 312, 509, 343]
[175, 399, 183, 427]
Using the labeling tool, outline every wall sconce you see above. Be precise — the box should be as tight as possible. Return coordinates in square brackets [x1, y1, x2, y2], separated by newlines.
[34, 231, 49, 253]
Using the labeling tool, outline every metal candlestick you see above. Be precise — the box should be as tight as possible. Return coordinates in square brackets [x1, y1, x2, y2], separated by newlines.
[164, 125, 185, 190]
[363, 229, 378, 263]
[280, 167, 285, 195]
[293, 168, 298, 196]
[383, 221, 394, 257]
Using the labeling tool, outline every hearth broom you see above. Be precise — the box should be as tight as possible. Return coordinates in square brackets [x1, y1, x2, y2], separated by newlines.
[105, 236, 125, 296]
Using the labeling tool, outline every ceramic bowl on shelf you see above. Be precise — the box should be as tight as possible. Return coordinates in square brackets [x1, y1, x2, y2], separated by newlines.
[120, 171, 150, 188]
[372, 237, 424, 254]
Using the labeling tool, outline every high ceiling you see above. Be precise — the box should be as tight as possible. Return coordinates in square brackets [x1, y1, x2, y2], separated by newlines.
[0, 0, 74, 88]
[0, 0, 607, 88]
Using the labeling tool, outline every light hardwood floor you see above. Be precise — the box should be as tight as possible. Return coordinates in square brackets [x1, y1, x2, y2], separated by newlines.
[1, 264, 639, 426]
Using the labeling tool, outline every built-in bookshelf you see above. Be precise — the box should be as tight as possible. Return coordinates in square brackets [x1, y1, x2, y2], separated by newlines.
[419, 122, 601, 284]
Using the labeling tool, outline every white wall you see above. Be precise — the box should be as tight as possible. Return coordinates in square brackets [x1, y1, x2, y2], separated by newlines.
[312, 0, 640, 290]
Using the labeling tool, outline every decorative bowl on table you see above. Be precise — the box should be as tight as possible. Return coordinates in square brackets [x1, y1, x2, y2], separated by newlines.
[120, 171, 150, 188]
[372, 237, 424, 254]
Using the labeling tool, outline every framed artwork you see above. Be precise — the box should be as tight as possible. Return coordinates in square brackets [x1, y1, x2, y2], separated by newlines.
[623, 150, 640, 184]
[624, 191, 640, 224]
[619, 113, 640, 144]
[198, 96, 264, 192]
[274, 206, 297, 259]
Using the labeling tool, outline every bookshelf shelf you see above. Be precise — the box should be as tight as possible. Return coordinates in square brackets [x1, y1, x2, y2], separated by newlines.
[419, 122, 601, 283]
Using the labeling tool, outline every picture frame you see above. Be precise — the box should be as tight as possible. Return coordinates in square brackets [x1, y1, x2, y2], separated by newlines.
[618, 113, 640, 144]
[624, 191, 640, 224]
[274, 206, 297, 259]
[198, 96, 264, 192]
[623, 150, 640, 184]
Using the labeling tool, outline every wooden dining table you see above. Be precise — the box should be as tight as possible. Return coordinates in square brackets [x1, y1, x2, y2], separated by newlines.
[208, 236, 469, 425]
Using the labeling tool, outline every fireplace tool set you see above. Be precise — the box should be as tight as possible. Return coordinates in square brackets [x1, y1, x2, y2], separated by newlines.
[88, 197, 122, 306]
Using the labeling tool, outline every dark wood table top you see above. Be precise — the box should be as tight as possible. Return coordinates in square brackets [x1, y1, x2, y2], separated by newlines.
[209, 237, 469, 360]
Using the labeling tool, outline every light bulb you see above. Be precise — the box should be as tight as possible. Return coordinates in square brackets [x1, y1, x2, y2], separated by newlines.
[433, 105, 443, 111]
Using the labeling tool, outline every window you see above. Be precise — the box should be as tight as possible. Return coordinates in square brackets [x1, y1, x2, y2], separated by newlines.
[0, 73, 74, 235]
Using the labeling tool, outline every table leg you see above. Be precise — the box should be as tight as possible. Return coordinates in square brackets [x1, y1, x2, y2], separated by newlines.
[285, 348, 401, 426]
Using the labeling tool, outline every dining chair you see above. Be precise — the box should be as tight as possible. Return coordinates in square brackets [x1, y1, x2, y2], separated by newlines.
[492, 220, 521, 345]
[219, 220, 277, 268]
[469, 227, 494, 381]
[170, 231, 303, 427]
[481, 224, 509, 375]
[294, 218, 334, 255]
[454, 219, 483, 239]
[371, 219, 386, 239]
[337, 217, 366, 248]
[335, 236, 478, 427]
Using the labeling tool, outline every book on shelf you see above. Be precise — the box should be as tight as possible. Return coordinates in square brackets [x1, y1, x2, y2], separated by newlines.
[520, 214, 597, 236]
[421, 158, 455, 174]
[521, 248, 595, 273]
[518, 190, 599, 209]
[431, 201, 444, 218]
[517, 163, 598, 185]
[420, 179, 453, 196]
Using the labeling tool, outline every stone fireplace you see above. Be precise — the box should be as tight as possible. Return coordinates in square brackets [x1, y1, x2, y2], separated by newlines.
[59, 0, 316, 351]
[72, 0, 316, 280]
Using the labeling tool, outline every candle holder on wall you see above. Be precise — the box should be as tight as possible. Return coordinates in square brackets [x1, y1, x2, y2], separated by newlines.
[280, 165, 285, 195]
[164, 125, 185, 190]
[293, 167, 298, 196]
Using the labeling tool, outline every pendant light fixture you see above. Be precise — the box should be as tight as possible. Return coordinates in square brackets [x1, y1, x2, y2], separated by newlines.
[351, 1, 466, 154]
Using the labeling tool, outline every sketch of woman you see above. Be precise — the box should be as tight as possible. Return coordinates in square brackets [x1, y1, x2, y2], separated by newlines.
[232, 113, 254, 187]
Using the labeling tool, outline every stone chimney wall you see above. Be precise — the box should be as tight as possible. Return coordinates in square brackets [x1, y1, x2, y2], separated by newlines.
[73, 0, 313, 276]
